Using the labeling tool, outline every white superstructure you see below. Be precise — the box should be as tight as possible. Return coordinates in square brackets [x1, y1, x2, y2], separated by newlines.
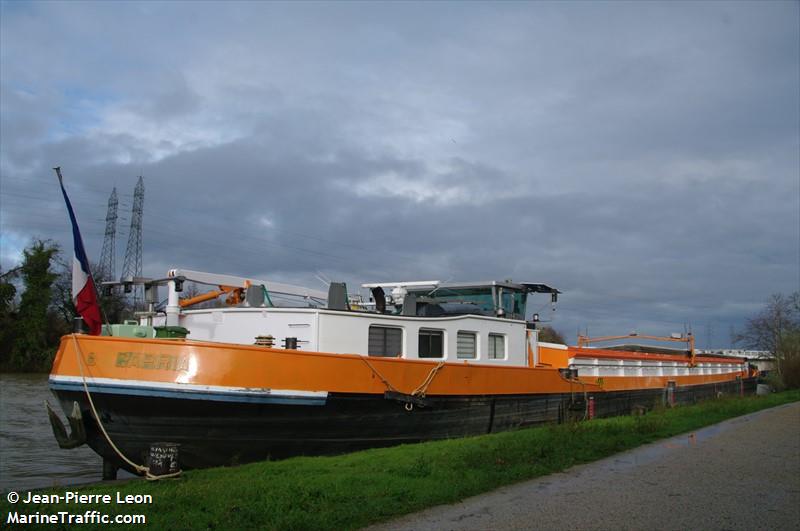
[157, 307, 536, 366]
[150, 269, 548, 366]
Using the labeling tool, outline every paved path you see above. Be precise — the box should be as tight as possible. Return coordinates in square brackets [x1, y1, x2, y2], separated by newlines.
[369, 402, 800, 531]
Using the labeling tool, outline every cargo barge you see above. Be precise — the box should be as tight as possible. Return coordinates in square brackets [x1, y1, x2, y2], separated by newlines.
[47, 269, 756, 477]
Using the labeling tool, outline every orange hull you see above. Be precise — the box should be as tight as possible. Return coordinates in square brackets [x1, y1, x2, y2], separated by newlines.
[51, 334, 748, 397]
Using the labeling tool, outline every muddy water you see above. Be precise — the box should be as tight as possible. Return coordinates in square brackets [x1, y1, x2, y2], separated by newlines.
[0, 373, 103, 492]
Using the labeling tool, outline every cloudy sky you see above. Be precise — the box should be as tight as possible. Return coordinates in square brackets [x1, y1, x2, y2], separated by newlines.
[1, 1, 798, 347]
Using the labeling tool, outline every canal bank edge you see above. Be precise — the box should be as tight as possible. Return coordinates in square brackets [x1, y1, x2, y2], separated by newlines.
[1, 390, 798, 530]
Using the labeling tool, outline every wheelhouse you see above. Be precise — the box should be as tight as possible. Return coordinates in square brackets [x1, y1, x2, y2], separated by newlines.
[362, 280, 559, 320]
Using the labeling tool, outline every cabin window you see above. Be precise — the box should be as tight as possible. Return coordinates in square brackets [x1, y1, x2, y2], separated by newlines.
[457, 331, 477, 359]
[488, 333, 505, 359]
[418, 329, 444, 358]
[368, 326, 403, 357]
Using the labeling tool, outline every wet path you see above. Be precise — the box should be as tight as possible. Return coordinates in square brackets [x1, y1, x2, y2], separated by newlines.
[369, 402, 800, 531]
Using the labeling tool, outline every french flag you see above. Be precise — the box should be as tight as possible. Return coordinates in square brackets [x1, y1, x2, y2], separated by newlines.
[56, 167, 103, 335]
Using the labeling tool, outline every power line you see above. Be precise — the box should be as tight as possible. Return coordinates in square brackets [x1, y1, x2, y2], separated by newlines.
[1, 186, 419, 265]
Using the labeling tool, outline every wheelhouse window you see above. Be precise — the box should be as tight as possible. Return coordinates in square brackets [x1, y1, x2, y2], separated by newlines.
[418, 329, 444, 358]
[369, 326, 403, 357]
[457, 331, 477, 359]
[500, 290, 527, 320]
[488, 333, 505, 359]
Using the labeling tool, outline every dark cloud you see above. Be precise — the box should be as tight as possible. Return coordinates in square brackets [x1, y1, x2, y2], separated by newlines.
[1, 1, 797, 347]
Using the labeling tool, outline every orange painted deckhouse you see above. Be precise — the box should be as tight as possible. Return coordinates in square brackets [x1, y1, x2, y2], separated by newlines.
[48, 269, 756, 477]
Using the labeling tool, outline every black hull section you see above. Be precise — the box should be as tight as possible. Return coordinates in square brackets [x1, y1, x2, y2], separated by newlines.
[53, 378, 755, 471]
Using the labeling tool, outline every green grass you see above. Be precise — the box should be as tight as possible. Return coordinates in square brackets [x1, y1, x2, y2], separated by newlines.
[4, 390, 799, 530]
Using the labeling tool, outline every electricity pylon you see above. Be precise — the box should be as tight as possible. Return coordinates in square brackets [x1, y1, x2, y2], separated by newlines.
[98, 187, 118, 281]
[121, 176, 144, 309]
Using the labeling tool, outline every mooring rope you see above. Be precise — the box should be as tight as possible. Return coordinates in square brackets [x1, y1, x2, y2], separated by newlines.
[358, 356, 399, 393]
[71, 334, 181, 481]
[359, 356, 446, 409]
[411, 361, 446, 398]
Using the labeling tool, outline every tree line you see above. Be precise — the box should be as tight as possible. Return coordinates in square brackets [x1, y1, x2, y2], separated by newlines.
[0, 239, 129, 372]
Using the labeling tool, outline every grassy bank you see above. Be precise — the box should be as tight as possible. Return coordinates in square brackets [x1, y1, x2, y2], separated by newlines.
[4, 390, 799, 530]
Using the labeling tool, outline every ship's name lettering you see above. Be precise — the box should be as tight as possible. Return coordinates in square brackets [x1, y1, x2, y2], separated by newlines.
[115, 352, 189, 371]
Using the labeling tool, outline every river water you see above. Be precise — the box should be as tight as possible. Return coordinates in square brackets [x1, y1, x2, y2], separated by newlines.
[0, 373, 105, 492]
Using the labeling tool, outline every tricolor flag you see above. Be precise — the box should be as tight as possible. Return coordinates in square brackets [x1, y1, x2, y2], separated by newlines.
[55, 167, 103, 335]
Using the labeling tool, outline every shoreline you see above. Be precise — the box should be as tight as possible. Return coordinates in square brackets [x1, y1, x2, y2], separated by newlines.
[2, 390, 798, 529]
[371, 400, 800, 530]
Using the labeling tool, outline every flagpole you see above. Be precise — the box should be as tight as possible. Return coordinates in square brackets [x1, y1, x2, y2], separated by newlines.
[54, 166, 114, 334]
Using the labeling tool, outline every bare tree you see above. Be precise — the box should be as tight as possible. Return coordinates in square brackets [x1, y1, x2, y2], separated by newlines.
[737, 292, 800, 387]
[736, 292, 799, 355]
[538, 325, 567, 344]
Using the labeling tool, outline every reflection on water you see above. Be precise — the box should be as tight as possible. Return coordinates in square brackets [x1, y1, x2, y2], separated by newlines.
[0, 373, 103, 492]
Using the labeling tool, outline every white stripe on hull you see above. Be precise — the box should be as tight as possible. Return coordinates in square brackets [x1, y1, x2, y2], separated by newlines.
[49, 374, 328, 398]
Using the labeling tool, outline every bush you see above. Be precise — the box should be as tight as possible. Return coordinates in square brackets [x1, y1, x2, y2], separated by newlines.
[779, 355, 800, 389]
[764, 371, 786, 392]
[777, 330, 800, 389]
[8, 240, 59, 371]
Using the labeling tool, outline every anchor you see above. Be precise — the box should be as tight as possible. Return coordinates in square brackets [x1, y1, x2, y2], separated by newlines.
[46, 400, 87, 449]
